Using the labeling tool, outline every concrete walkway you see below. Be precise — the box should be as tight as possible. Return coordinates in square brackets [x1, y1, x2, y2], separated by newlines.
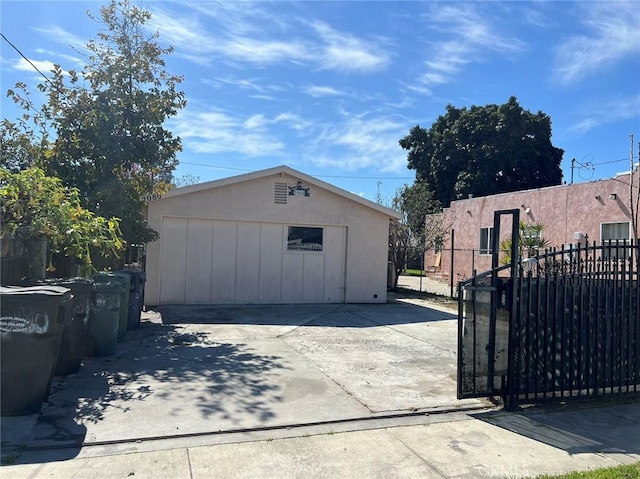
[2, 400, 638, 478]
[396, 274, 455, 297]
[2, 299, 638, 478]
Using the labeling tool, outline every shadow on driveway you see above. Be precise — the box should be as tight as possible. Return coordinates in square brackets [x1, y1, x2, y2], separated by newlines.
[7, 318, 288, 465]
[5, 298, 463, 466]
[157, 301, 457, 328]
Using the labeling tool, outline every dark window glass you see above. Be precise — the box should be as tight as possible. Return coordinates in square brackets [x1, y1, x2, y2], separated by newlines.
[479, 227, 494, 255]
[287, 226, 323, 251]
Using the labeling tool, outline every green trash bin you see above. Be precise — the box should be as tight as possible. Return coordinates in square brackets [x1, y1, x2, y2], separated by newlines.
[116, 269, 146, 330]
[85, 281, 124, 357]
[93, 272, 130, 342]
[21, 278, 95, 376]
[1, 285, 71, 416]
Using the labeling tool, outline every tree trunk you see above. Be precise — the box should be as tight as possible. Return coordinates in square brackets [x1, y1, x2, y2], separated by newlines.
[23, 238, 47, 280]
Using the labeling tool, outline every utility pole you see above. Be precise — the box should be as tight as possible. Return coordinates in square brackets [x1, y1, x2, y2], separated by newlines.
[571, 158, 575, 184]
[375, 180, 383, 205]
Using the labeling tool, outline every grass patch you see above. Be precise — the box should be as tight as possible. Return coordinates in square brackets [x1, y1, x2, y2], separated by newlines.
[402, 269, 425, 276]
[390, 287, 458, 311]
[533, 462, 640, 479]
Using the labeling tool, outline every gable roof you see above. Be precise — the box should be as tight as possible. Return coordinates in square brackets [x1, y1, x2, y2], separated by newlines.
[162, 165, 402, 219]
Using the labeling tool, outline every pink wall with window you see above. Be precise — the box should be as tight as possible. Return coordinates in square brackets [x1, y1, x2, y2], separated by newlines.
[425, 169, 639, 287]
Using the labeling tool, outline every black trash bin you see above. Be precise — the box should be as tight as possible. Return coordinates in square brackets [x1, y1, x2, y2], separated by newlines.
[85, 281, 124, 357]
[93, 272, 130, 342]
[116, 269, 146, 330]
[21, 278, 95, 376]
[0, 285, 71, 416]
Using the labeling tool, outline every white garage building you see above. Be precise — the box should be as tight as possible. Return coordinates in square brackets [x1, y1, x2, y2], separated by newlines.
[144, 166, 401, 306]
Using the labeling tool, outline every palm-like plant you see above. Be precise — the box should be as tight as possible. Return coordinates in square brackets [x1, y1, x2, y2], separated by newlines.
[499, 221, 550, 265]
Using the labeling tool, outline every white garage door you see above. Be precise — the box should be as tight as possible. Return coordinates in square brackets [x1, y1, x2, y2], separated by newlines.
[159, 217, 346, 304]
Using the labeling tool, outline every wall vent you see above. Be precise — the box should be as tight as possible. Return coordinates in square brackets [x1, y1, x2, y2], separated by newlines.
[274, 182, 288, 204]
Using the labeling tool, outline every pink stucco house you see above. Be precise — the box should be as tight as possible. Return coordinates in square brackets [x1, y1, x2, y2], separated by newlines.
[425, 168, 639, 291]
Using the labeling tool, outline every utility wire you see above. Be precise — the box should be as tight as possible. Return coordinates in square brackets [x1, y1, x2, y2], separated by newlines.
[591, 156, 637, 166]
[4, 30, 635, 176]
[1, 32, 54, 86]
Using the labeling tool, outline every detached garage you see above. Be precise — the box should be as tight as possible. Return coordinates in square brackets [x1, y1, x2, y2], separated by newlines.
[144, 165, 401, 306]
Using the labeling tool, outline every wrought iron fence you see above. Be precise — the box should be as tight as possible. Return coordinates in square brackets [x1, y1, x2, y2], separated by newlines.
[459, 240, 640, 408]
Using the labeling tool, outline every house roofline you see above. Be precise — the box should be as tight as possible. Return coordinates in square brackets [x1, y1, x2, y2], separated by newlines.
[448, 168, 639, 208]
[161, 165, 403, 220]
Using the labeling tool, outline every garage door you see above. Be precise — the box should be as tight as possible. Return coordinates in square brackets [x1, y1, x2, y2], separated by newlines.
[159, 217, 346, 304]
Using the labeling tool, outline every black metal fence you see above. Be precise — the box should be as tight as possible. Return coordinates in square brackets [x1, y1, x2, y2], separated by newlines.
[0, 243, 146, 285]
[1, 254, 30, 285]
[458, 240, 640, 408]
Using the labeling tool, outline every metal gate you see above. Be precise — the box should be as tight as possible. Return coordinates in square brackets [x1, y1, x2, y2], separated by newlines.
[458, 209, 640, 408]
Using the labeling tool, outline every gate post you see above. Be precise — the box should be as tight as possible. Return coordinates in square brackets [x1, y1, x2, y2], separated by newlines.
[491, 209, 520, 409]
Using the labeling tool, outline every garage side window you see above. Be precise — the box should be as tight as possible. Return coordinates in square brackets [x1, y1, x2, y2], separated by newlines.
[287, 226, 323, 251]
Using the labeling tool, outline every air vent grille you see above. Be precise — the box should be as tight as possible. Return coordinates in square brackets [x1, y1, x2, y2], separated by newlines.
[274, 182, 288, 204]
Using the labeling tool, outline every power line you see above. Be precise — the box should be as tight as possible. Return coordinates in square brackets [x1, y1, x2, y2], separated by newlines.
[1, 32, 54, 86]
[5, 28, 634, 176]
[591, 156, 636, 166]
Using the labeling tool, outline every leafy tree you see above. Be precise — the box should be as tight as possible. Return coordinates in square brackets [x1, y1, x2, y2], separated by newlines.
[6, 0, 185, 250]
[172, 173, 200, 188]
[0, 168, 124, 278]
[388, 183, 443, 289]
[399, 96, 564, 207]
[1, 82, 53, 172]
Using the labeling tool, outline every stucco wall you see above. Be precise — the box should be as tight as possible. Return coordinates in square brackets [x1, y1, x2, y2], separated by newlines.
[145, 172, 391, 304]
[426, 170, 639, 284]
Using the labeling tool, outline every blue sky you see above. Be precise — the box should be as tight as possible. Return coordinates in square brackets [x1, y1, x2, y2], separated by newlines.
[1, 1, 639, 203]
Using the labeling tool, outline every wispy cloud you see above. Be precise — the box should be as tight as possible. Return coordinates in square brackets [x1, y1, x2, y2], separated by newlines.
[311, 21, 391, 73]
[416, 4, 525, 89]
[519, 6, 554, 29]
[304, 85, 346, 97]
[205, 77, 287, 96]
[173, 110, 284, 157]
[243, 114, 267, 130]
[32, 26, 87, 51]
[311, 115, 408, 172]
[34, 48, 83, 67]
[273, 113, 312, 131]
[553, 1, 640, 85]
[13, 58, 57, 74]
[568, 93, 640, 135]
[149, 5, 390, 73]
[222, 37, 310, 65]
[13, 27, 87, 75]
[172, 108, 312, 157]
[150, 6, 311, 66]
[175, 105, 407, 173]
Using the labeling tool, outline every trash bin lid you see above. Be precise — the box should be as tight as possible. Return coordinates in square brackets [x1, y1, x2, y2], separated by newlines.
[21, 277, 95, 293]
[116, 269, 146, 285]
[0, 285, 71, 297]
[94, 272, 131, 284]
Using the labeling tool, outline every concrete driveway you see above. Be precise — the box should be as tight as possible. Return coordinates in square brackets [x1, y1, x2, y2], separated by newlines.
[3, 296, 488, 462]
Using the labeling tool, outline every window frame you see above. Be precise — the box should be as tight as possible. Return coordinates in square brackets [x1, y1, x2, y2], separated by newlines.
[600, 221, 631, 242]
[479, 226, 494, 256]
[286, 225, 324, 253]
[600, 221, 631, 260]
